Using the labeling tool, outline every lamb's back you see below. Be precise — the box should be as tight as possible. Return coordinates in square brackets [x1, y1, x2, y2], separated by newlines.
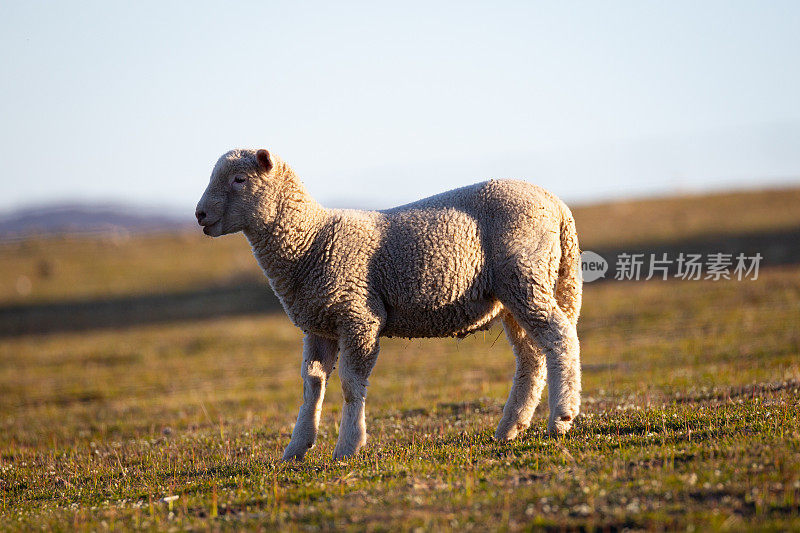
[371, 179, 559, 337]
[381, 179, 559, 220]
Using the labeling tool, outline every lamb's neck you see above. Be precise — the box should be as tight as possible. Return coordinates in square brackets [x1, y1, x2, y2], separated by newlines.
[244, 178, 327, 301]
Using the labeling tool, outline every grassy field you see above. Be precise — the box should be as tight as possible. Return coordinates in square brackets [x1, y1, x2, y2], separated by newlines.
[1, 187, 800, 530]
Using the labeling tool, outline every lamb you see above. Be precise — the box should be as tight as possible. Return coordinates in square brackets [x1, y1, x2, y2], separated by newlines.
[195, 148, 583, 461]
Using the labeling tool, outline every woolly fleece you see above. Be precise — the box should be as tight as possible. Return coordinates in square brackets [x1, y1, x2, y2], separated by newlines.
[196, 149, 583, 460]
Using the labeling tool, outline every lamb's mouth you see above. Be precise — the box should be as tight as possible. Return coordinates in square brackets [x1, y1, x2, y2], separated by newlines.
[201, 220, 223, 236]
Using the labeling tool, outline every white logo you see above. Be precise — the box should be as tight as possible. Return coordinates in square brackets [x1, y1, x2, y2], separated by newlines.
[581, 250, 608, 282]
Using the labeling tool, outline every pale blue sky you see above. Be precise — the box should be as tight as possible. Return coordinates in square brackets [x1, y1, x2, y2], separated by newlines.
[1, 1, 799, 214]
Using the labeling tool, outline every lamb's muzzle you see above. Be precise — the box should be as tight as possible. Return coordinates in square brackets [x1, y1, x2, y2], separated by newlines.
[197, 148, 583, 461]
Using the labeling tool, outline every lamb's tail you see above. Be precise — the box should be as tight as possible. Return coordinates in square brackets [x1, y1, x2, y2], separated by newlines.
[555, 202, 582, 326]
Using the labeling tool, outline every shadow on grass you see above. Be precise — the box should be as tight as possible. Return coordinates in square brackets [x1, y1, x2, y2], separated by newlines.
[0, 279, 282, 337]
[593, 226, 800, 280]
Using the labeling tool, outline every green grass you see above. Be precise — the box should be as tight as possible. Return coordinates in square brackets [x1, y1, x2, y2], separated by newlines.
[2, 266, 799, 530]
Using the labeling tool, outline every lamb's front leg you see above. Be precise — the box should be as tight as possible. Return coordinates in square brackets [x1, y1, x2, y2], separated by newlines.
[333, 332, 379, 460]
[282, 334, 338, 461]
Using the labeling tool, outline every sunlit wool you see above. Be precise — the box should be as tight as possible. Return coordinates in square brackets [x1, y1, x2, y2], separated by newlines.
[196, 149, 583, 460]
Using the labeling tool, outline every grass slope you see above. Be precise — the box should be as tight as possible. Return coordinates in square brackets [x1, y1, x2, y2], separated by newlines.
[2, 270, 799, 530]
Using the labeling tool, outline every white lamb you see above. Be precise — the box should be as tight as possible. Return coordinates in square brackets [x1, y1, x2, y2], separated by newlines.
[196, 149, 582, 461]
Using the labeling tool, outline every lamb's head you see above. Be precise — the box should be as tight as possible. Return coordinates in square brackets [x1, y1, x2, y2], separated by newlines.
[195, 148, 280, 237]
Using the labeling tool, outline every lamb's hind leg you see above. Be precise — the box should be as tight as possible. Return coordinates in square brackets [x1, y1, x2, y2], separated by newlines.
[501, 294, 581, 437]
[282, 334, 338, 461]
[538, 306, 581, 436]
[495, 313, 548, 441]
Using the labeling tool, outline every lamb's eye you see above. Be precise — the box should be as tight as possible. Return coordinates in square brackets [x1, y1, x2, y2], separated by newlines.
[234, 176, 246, 184]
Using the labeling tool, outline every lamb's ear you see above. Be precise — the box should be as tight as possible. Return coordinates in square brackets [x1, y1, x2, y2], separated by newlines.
[256, 149, 273, 172]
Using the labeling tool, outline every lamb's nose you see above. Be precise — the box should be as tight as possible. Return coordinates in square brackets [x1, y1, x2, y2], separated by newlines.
[196, 210, 207, 225]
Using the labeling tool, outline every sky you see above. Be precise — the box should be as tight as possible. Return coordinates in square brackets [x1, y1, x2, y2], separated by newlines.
[1, 1, 799, 214]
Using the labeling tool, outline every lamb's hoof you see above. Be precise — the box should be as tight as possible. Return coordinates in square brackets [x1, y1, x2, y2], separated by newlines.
[281, 441, 312, 462]
[332, 446, 358, 461]
[547, 415, 574, 437]
[494, 421, 525, 441]
[332, 440, 365, 461]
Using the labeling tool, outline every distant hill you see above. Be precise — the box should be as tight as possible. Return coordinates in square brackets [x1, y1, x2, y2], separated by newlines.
[0, 203, 193, 239]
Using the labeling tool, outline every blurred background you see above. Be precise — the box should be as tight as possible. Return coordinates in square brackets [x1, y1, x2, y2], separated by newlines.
[2, 3, 800, 528]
